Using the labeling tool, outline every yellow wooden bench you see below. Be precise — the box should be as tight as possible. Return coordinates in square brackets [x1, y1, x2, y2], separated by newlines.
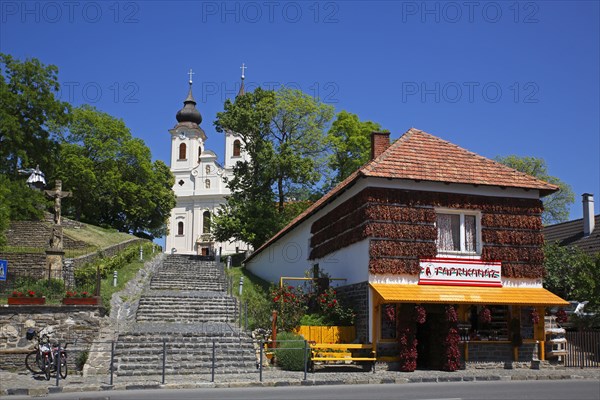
[309, 343, 376, 372]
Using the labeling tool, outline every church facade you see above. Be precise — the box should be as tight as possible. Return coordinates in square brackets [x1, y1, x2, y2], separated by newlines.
[165, 73, 251, 256]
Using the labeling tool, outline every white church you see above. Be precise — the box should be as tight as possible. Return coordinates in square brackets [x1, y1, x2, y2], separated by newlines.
[165, 69, 251, 256]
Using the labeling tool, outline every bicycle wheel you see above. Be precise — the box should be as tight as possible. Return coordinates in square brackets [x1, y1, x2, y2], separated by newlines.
[58, 353, 67, 379]
[25, 351, 41, 373]
[43, 354, 51, 381]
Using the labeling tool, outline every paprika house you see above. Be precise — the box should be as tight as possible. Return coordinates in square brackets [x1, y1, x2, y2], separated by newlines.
[245, 128, 568, 369]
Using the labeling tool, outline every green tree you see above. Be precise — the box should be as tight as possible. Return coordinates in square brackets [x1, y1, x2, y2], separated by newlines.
[544, 242, 600, 311]
[213, 88, 280, 248]
[327, 111, 386, 186]
[0, 53, 71, 178]
[270, 88, 334, 212]
[495, 155, 575, 224]
[213, 87, 333, 248]
[58, 105, 176, 238]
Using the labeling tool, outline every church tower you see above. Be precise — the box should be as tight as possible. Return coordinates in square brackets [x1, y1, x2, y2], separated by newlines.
[165, 68, 251, 256]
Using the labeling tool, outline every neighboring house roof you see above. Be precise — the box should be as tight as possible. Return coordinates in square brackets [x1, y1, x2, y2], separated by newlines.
[543, 215, 600, 257]
[245, 128, 560, 264]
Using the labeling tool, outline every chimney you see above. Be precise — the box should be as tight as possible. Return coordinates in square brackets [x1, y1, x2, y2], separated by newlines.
[582, 193, 595, 236]
[371, 132, 391, 160]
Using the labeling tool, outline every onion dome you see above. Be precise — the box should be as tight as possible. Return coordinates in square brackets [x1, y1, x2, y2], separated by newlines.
[176, 82, 202, 125]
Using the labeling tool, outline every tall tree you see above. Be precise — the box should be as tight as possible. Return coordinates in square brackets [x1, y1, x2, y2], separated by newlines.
[0, 53, 71, 178]
[213, 88, 280, 248]
[495, 155, 575, 225]
[212, 87, 334, 248]
[269, 88, 334, 211]
[327, 111, 386, 186]
[58, 105, 176, 238]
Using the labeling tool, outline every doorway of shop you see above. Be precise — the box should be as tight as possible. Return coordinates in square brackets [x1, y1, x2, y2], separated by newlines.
[416, 304, 445, 370]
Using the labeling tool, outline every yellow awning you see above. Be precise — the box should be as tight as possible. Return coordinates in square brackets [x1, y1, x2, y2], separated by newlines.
[370, 283, 568, 306]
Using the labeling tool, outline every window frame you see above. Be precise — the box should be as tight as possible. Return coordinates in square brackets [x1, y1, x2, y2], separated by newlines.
[232, 139, 241, 157]
[178, 143, 187, 160]
[434, 208, 482, 257]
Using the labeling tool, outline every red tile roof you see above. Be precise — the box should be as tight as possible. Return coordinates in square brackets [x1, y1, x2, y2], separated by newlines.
[245, 128, 559, 263]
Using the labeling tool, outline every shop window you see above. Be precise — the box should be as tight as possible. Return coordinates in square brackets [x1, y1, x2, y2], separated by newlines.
[178, 143, 187, 160]
[177, 221, 184, 236]
[233, 139, 241, 157]
[380, 303, 397, 339]
[203, 211, 211, 233]
[436, 210, 480, 254]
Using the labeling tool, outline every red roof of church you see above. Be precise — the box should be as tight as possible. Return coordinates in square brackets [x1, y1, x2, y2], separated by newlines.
[245, 128, 559, 263]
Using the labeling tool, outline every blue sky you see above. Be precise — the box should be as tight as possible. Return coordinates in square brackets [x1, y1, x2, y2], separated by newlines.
[2, 1, 599, 224]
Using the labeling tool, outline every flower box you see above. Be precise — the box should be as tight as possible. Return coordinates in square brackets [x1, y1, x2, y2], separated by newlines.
[62, 296, 100, 305]
[8, 297, 46, 305]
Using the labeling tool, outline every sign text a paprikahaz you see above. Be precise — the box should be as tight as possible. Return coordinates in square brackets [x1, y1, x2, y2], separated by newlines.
[419, 258, 502, 287]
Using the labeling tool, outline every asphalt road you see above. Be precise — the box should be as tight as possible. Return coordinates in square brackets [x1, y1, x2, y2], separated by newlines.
[8, 380, 600, 400]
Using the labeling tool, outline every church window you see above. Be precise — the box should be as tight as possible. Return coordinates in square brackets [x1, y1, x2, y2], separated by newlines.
[179, 143, 187, 160]
[206, 165, 211, 174]
[203, 211, 211, 233]
[198, 147, 202, 161]
[177, 221, 184, 235]
[205, 179, 211, 188]
[233, 140, 241, 157]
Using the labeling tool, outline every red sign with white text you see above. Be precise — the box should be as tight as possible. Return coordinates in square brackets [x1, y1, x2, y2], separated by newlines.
[419, 258, 502, 287]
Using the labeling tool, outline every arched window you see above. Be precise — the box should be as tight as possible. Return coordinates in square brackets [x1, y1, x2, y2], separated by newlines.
[203, 211, 211, 233]
[233, 140, 241, 157]
[179, 143, 187, 160]
[205, 179, 211, 189]
[177, 221, 184, 235]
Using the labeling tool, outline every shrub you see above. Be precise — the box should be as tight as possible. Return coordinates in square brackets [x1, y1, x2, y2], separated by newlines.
[271, 285, 306, 332]
[299, 313, 328, 326]
[274, 331, 308, 371]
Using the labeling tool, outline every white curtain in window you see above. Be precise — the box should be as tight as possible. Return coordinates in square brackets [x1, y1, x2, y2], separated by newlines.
[437, 214, 460, 251]
[465, 215, 477, 252]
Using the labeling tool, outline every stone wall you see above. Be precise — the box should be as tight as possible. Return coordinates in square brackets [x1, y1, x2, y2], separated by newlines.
[0, 238, 147, 292]
[335, 281, 369, 343]
[0, 305, 105, 372]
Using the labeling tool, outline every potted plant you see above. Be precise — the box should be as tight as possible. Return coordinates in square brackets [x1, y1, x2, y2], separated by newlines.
[62, 290, 100, 305]
[8, 290, 46, 305]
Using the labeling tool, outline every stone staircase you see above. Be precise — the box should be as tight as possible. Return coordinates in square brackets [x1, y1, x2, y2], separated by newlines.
[113, 254, 257, 377]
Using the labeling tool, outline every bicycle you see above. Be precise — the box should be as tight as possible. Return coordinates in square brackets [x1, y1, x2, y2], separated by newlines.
[24, 329, 68, 380]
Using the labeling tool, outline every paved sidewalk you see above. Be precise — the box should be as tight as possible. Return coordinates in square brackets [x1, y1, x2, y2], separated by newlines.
[2, 366, 599, 397]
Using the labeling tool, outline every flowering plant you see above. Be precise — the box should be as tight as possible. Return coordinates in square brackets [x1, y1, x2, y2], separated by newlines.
[271, 285, 306, 331]
[11, 290, 38, 297]
[65, 291, 91, 298]
[317, 288, 355, 326]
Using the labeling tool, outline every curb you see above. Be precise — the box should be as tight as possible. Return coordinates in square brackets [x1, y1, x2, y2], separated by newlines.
[2, 374, 598, 396]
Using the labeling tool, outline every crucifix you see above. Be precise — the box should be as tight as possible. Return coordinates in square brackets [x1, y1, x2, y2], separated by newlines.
[45, 180, 72, 249]
[188, 68, 195, 84]
[240, 63, 247, 79]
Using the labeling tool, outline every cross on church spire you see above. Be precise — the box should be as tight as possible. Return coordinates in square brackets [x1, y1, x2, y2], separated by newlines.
[188, 68, 195, 84]
[240, 63, 246, 79]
